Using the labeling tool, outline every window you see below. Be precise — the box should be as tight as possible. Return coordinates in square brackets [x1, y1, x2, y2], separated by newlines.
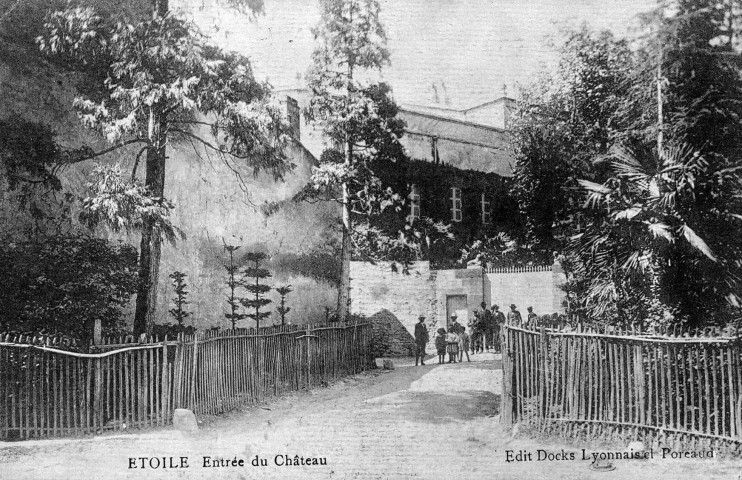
[481, 193, 491, 224]
[450, 187, 462, 222]
[409, 185, 421, 221]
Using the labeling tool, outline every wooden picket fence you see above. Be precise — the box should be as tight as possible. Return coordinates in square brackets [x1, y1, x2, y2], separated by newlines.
[501, 322, 742, 453]
[0, 322, 371, 440]
[485, 264, 552, 274]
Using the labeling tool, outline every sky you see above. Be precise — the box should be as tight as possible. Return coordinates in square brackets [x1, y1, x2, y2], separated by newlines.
[178, 0, 657, 109]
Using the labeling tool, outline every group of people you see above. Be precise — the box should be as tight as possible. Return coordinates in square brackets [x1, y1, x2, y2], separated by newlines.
[413, 302, 540, 366]
[433, 319, 470, 364]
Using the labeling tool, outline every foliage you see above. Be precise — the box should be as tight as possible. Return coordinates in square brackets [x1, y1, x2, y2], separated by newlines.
[459, 232, 552, 269]
[510, 27, 632, 252]
[0, 115, 94, 238]
[241, 252, 272, 329]
[572, 143, 742, 327]
[562, 1, 742, 327]
[351, 217, 455, 271]
[168, 271, 190, 326]
[150, 322, 196, 339]
[79, 163, 182, 242]
[0, 115, 63, 192]
[640, 0, 742, 159]
[37, 7, 291, 173]
[0, 234, 138, 342]
[223, 244, 248, 329]
[275, 285, 292, 326]
[512, 9, 742, 327]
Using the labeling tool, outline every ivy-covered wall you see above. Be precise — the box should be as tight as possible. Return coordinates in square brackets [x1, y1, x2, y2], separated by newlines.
[367, 157, 522, 266]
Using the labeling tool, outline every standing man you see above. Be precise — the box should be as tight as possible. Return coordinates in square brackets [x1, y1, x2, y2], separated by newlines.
[507, 304, 522, 326]
[414, 316, 429, 366]
[480, 302, 494, 352]
[468, 311, 483, 354]
[491, 304, 506, 353]
[527, 306, 538, 326]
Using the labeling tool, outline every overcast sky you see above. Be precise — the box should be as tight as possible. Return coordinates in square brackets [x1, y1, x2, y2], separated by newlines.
[178, 0, 657, 109]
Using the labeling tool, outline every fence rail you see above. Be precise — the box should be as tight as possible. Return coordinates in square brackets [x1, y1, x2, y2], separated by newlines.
[501, 323, 742, 452]
[485, 265, 552, 274]
[0, 323, 371, 440]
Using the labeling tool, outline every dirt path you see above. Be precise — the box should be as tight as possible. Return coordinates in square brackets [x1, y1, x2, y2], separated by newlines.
[1, 353, 741, 479]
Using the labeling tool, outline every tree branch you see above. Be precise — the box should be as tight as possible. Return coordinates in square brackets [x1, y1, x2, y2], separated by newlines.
[131, 147, 148, 181]
[170, 128, 258, 208]
[64, 138, 149, 165]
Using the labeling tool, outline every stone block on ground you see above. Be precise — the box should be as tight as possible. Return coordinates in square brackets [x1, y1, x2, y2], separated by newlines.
[173, 408, 198, 433]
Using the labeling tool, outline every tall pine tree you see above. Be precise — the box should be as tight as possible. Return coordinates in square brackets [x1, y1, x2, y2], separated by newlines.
[306, 0, 404, 321]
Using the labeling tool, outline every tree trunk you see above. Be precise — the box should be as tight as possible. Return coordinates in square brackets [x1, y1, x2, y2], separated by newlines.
[337, 51, 355, 323]
[133, 0, 169, 337]
[337, 144, 352, 322]
[133, 107, 167, 337]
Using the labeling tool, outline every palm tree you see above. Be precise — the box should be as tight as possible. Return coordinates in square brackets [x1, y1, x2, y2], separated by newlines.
[571, 142, 742, 328]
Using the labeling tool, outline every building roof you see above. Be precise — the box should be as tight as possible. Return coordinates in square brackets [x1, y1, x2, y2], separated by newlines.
[398, 106, 513, 177]
[277, 89, 515, 177]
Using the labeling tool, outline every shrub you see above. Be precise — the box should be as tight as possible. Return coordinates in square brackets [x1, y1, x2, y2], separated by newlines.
[168, 271, 191, 326]
[0, 234, 138, 343]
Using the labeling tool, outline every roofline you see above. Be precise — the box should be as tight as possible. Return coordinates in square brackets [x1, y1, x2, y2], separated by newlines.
[400, 103, 464, 114]
[463, 97, 516, 112]
[399, 107, 507, 133]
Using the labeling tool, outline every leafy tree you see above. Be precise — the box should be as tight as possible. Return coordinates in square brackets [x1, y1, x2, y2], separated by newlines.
[0, 235, 139, 343]
[510, 28, 633, 253]
[241, 252, 272, 329]
[655, 0, 742, 158]
[37, 0, 292, 336]
[305, 0, 405, 321]
[574, 142, 742, 327]
[275, 285, 292, 326]
[168, 271, 190, 326]
[0, 115, 94, 240]
[566, 0, 742, 327]
[223, 244, 248, 329]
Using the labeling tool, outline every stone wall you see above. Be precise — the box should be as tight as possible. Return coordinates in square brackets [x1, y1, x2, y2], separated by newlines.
[351, 261, 567, 356]
[484, 264, 567, 316]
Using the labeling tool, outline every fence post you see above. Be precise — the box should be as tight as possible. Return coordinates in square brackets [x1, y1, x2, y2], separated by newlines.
[190, 333, 199, 412]
[539, 326, 547, 429]
[161, 340, 169, 425]
[501, 326, 513, 428]
[94, 357, 102, 432]
[306, 324, 312, 389]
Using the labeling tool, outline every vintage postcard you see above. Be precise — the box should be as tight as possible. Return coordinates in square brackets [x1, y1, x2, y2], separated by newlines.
[1, 0, 742, 478]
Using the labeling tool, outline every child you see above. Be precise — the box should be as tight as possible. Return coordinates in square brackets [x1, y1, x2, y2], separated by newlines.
[446, 328, 459, 363]
[435, 328, 447, 364]
[458, 328, 471, 362]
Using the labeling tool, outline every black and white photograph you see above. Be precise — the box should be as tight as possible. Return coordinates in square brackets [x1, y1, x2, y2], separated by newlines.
[1, 0, 742, 478]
